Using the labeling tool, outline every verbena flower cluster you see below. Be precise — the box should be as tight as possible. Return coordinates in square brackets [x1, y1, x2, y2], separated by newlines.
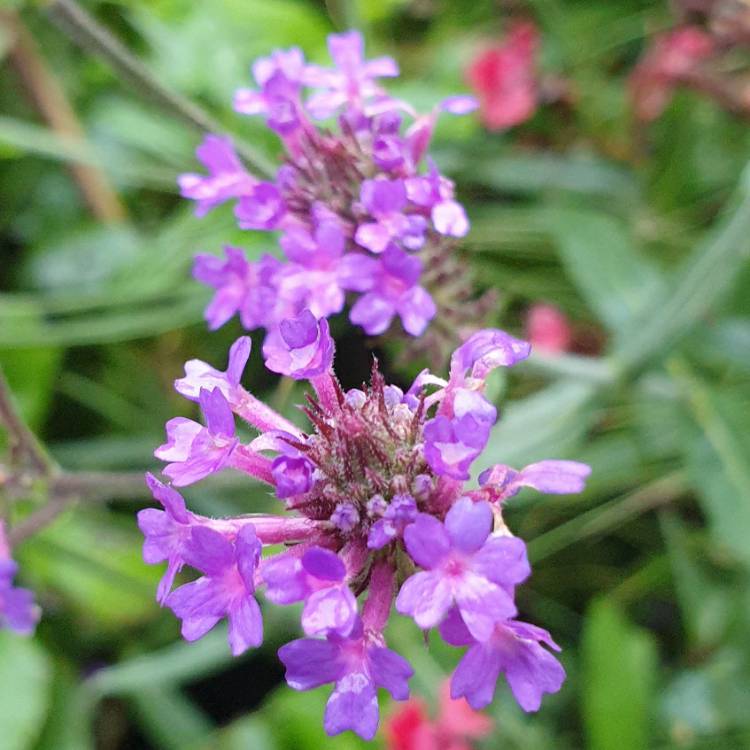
[0, 521, 39, 635]
[179, 31, 490, 362]
[139, 317, 590, 739]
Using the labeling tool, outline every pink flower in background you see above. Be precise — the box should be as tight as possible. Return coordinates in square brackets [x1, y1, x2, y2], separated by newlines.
[384, 680, 493, 750]
[525, 303, 572, 354]
[467, 22, 539, 130]
[630, 26, 715, 121]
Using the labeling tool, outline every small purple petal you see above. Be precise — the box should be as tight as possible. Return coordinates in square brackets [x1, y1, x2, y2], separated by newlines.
[444, 498, 493, 554]
[403, 514, 451, 568]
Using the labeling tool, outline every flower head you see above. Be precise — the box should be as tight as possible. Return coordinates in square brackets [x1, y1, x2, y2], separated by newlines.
[178, 30, 485, 358]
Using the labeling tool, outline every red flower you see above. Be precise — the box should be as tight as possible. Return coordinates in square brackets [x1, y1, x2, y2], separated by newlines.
[467, 22, 539, 130]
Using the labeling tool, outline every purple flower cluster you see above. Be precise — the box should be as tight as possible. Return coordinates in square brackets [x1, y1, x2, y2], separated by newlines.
[0, 521, 39, 635]
[139, 322, 590, 739]
[180, 31, 478, 355]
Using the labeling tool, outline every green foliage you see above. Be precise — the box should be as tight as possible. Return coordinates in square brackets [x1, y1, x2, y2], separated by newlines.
[582, 599, 658, 750]
[0, 632, 52, 750]
[0, 0, 749, 748]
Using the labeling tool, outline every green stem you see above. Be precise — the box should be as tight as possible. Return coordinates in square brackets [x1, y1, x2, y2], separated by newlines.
[43, 0, 275, 178]
[528, 471, 687, 563]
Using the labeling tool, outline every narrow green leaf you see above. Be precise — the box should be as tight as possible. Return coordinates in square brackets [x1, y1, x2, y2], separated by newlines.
[544, 208, 667, 333]
[615, 172, 750, 372]
[0, 631, 52, 750]
[581, 599, 657, 750]
[131, 687, 213, 750]
[477, 379, 599, 474]
[670, 362, 750, 569]
[195, 714, 277, 750]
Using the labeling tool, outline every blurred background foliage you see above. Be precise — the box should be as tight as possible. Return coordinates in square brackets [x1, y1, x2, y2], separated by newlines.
[0, 0, 749, 748]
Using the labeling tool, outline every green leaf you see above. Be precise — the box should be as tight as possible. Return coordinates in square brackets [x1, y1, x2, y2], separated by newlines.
[581, 599, 658, 750]
[615, 174, 750, 372]
[17, 511, 161, 629]
[437, 146, 637, 201]
[35, 665, 94, 750]
[131, 687, 213, 750]
[544, 208, 667, 333]
[660, 513, 731, 649]
[0, 347, 62, 430]
[671, 364, 750, 569]
[477, 379, 599, 475]
[195, 714, 277, 750]
[0, 631, 52, 750]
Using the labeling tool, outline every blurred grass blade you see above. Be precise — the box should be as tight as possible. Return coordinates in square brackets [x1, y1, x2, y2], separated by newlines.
[86, 628, 236, 697]
[544, 208, 667, 334]
[529, 472, 686, 563]
[478, 379, 600, 474]
[436, 146, 637, 200]
[582, 599, 657, 750]
[0, 632, 53, 750]
[671, 360, 750, 569]
[132, 687, 213, 750]
[615, 169, 750, 372]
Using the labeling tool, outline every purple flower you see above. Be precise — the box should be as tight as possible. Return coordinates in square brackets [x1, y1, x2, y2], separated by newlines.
[277, 221, 348, 319]
[331, 503, 360, 533]
[137, 473, 199, 603]
[263, 547, 358, 637]
[348, 245, 436, 336]
[304, 31, 400, 119]
[396, 498, 529, 640]
[263, 310, 334, 380]
[234, 48, 307, 135]
[406, 161, 469, 238]
[0, 560, 39, 635]
[178, 135, 256, 217]
[423, 413, 491, 481]
[451, 329, 532, 385]
[440, 607, 565, 712]
[271, 453, 315, 499]
[193, 248, 282, 331]
[175, 336, 251, 408]
[355, 179, 427, 253]
[478, 460, 592, 503]
[155, 388, 238, 487]
[367, 494, 417, 549]
[278, 618, 413, 740]
[166, 525, 263, 656]
[235, 182, 287, 230]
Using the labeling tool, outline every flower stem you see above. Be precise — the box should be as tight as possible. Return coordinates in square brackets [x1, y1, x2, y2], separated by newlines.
[43, 0, 275, 178]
